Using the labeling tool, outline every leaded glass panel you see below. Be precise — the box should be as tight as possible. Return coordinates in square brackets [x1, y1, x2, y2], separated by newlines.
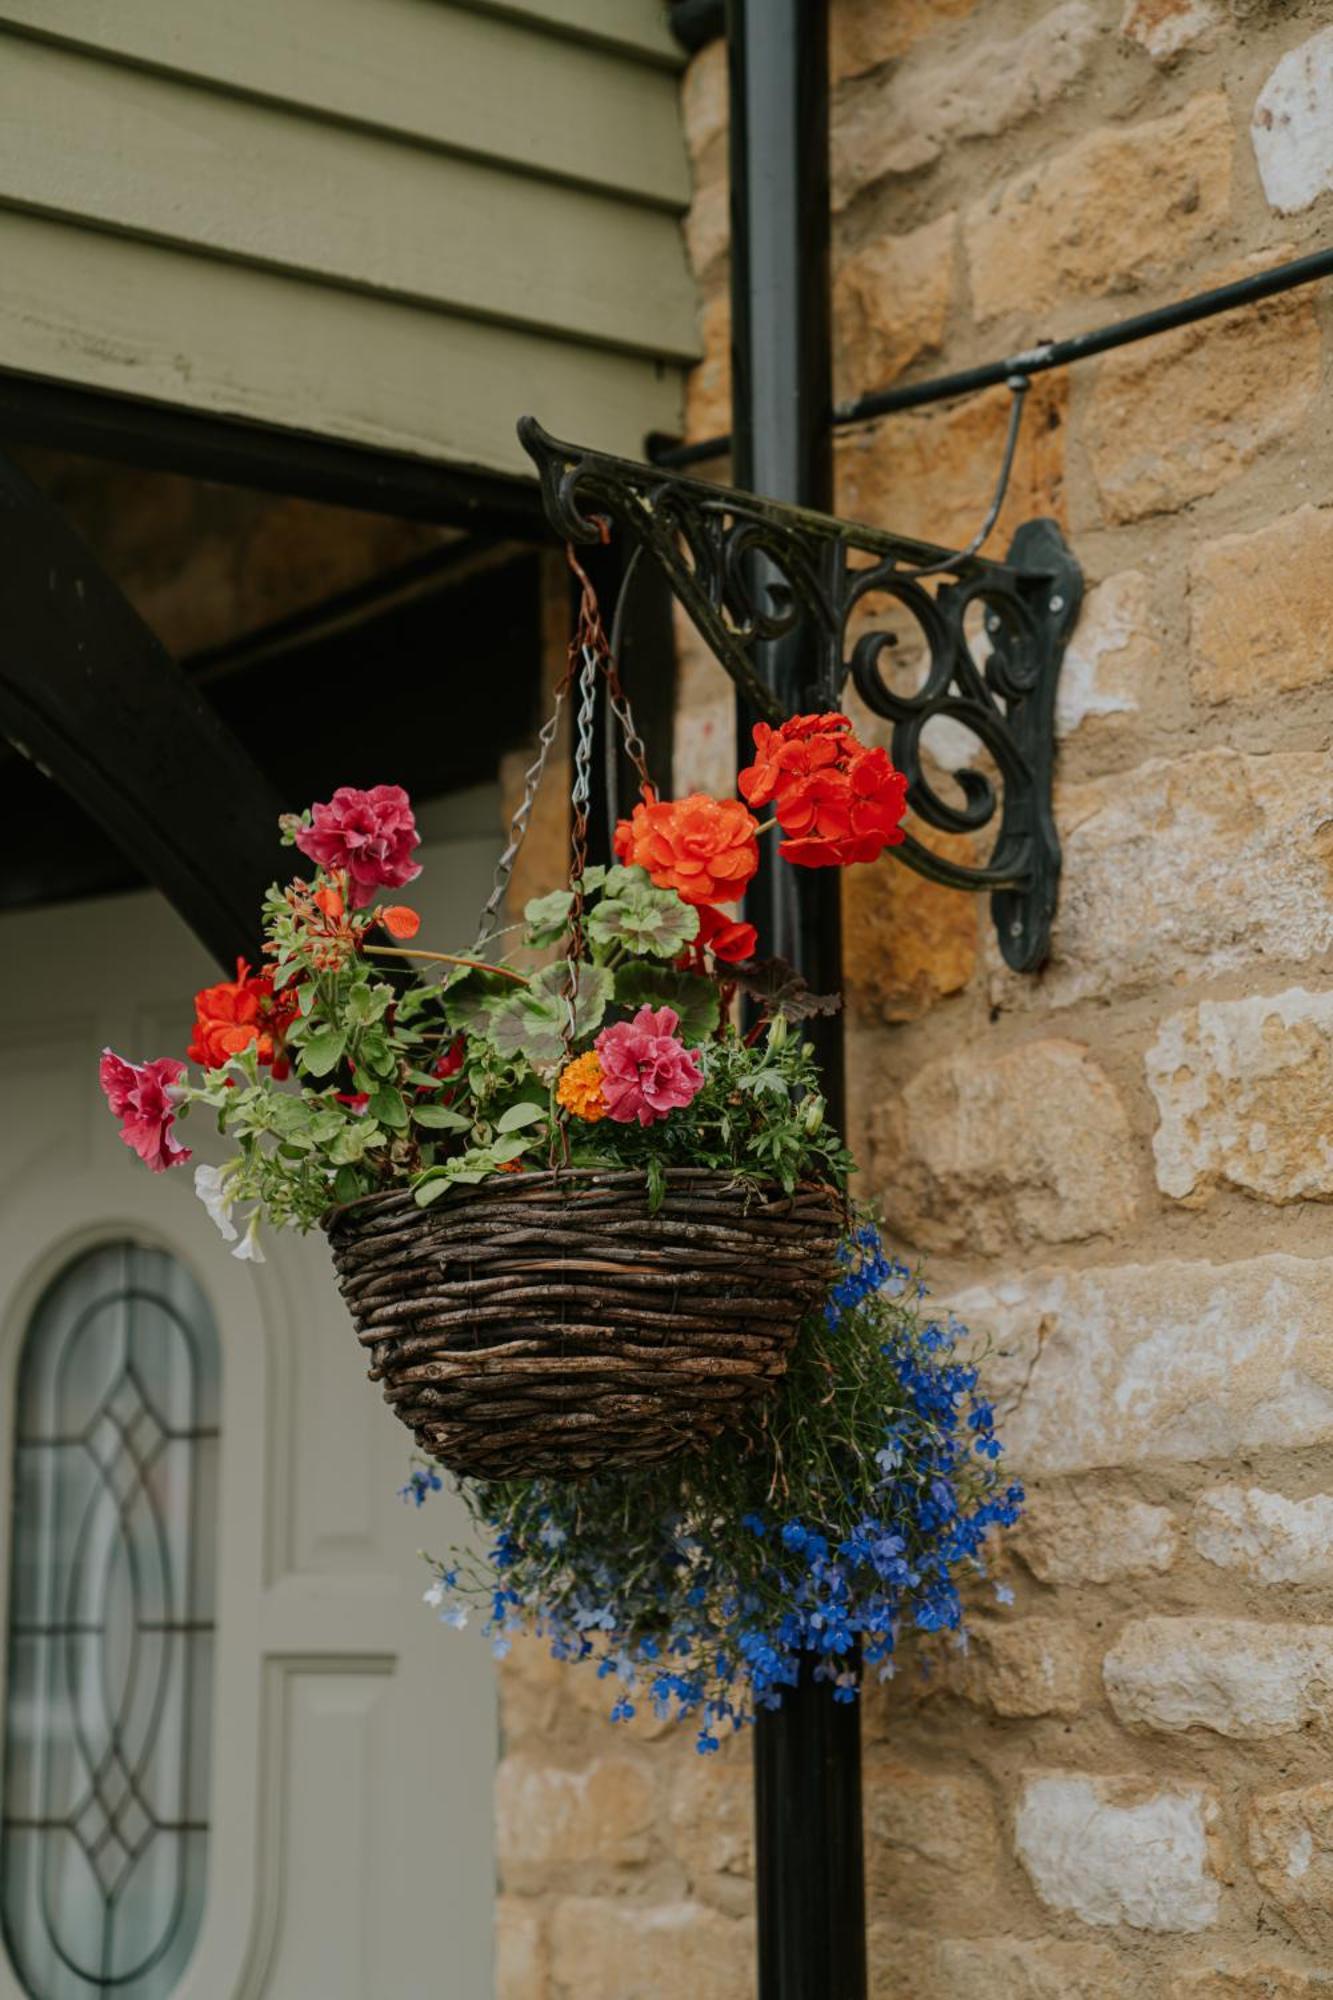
[1, 1243, 219, 1999]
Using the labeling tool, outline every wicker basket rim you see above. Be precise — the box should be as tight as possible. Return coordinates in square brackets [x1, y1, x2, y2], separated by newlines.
[322, 1166, 844, 1233]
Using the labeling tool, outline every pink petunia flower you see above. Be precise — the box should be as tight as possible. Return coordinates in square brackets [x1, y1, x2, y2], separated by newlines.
[295, 784, 422, 909]
[594, 1006, 705, 1128]
[99, 1052, 192, 1172]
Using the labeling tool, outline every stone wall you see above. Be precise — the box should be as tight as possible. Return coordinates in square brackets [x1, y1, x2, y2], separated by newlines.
[495, 5, 1333, 1993]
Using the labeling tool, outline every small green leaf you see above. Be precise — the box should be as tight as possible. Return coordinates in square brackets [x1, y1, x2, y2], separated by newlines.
[301, 1027, 347, 1078]
[496, 1100, 547, 1134]
[523, 888, 574, 947]
[412, 1104, 473, 1131]
[613, 964, 720, 1043]
[370, 1087, 409, 1130]
[345, 981, 391, 1027]
[333, 1165, 364, 1205]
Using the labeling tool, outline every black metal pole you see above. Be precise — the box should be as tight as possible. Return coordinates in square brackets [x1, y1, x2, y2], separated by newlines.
[727, 5, 867, 1997]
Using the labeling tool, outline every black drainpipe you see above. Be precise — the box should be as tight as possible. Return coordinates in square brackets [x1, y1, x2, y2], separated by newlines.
[725, 3, 868, 1996]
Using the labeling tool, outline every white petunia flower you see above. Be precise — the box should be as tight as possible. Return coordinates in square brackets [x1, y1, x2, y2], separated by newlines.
[231, 1212, 266, 1264]
[194, 1162, 238, 1242]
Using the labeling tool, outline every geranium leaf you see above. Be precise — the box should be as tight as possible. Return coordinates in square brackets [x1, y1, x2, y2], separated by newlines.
[613, 965, 719, 1042]
[728, 956, 842, 1022]
[587, 890, 698, 960]
[300, 1027, 346, 1078]
[440, 967, 512, 1034]
[524, 888, 574, 947]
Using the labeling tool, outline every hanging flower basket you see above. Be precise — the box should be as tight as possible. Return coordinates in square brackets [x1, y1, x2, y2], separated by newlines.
[95, 551, 911, 1481]
[326, 1169, 842, 1477]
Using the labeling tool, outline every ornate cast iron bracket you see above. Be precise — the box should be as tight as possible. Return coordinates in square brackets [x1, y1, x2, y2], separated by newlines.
[518, 417, 1082, 973]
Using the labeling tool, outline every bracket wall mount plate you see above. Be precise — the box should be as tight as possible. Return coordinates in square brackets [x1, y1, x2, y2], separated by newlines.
[519, 417, 1082, 973]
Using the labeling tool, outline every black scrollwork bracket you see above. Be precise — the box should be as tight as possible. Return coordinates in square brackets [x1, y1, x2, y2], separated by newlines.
[518, 416, 1082, 973]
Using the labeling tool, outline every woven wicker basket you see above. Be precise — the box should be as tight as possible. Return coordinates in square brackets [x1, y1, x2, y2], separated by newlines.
[324, 1167, 843, 1479]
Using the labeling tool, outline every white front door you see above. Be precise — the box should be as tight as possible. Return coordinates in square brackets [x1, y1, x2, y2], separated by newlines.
[0, 804, 500, 1999]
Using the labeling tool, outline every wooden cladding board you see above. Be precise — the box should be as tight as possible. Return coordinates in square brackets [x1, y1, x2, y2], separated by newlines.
[0, 1, 693, 477]
[0, 209, 685, 477]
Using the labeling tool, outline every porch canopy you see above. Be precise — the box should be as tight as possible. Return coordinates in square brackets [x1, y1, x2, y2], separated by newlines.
[0, 0, 695, 483]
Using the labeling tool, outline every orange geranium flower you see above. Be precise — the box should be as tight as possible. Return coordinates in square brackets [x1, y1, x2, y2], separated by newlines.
[614, 792, 759, 907]
[556, 1050, 608, 1123]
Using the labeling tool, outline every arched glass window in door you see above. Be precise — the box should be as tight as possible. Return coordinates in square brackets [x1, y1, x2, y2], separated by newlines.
[1, 1243, 220, 1999]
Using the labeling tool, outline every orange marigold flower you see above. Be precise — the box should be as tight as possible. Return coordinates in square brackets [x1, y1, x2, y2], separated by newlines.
[613, 792, 759, 907]
[556, 1050, 608, 1123]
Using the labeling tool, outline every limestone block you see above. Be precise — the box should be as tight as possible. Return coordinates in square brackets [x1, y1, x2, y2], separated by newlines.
[1083, 275, 1319, 522]
[1190, 506, 1333, 705]
[832, 213, 955, 403]
[1104, 1617, 1333, 1737]
[837, 375, 1066, 559]
[1016, 1490, 1179, 1585]
[831, 0, 983, 79]
[1041, 749, 1333, 1007]
[1121, 0, 1220, 60]
[841, 824, 980, 1023]
[954, 1255, 1333, 1475]
[952, 1617, 1096, 1718]
[1169, 1968, 1333, 1998]
[1194, 1485, 1333, 1586]
[496, 1896, 548, 2000]
[548, 1897, 754, 2000]
[1057, 571, 1156, 738]
[833, 4, 1102, 205]
[864, 1759, 1000, 1913]
[1147, 990, 1333, 1205]
[667, 1747, 753, 1912]
[1249, 1782, 1333, 1949]
[1015, 1773, 1221, 1931]
[965, 96, 1231, 321]
[496, 1753, 659, 1877]
[1253, 29, 1333, 214]
[876, 1039, 1137, 1255]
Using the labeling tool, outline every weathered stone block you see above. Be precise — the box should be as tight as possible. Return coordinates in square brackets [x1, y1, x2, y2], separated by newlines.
[1082, 274, 1319, 521]
[1253, 28, 1333, 214]
[1194, 1485, 1333, 1586]
[832, 214, 954, 403]
[965, 96, 1231, 321]
[1104, 1617, 1333, 1738]
[1249, 1781, 1333, 1949]
[1057, 571, 1155, 739]
[954, 1255, 1333, 1475]
[842, 826, 980, 1023]
[833, 4, 1100, 206]
[548, 1897, 754, 2000]
[837, 375, 1066, 570]
[1015, 1773, 1221, 1931]
[1121, 0, 1220, 60]
[667, 1747, 753, 1913]
[831, 0, 983, 79]
[867, 1928, 1135, 1999]
[1147, 989, 1333, 1206]
[1190, 506, 1333, 706]
[875, 1039, 1137, 1255]
[1038, 750, 1333, 1008]
[1016, 1490, 1179, 1585]
[496, 1753, 659, 1877]
[1169, 1967, 1333, 1998]
[496, 1895, 548, 2000]
[864, 1759, 999, 1913]
[953, 1617, 1095, 1718]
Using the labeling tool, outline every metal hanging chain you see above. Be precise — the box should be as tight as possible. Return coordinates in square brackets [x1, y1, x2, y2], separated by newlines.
[471, 684, 569, 950]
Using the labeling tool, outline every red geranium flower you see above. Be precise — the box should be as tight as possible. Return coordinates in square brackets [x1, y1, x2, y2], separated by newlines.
[694, 903, 758, 965]
[740, 715, 908, 869]
[188, 959, 298, 1079]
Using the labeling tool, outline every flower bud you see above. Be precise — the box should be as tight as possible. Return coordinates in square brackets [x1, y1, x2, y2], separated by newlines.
[801, 1094, 825, 1135]
[766, 1014, 789, 1052]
